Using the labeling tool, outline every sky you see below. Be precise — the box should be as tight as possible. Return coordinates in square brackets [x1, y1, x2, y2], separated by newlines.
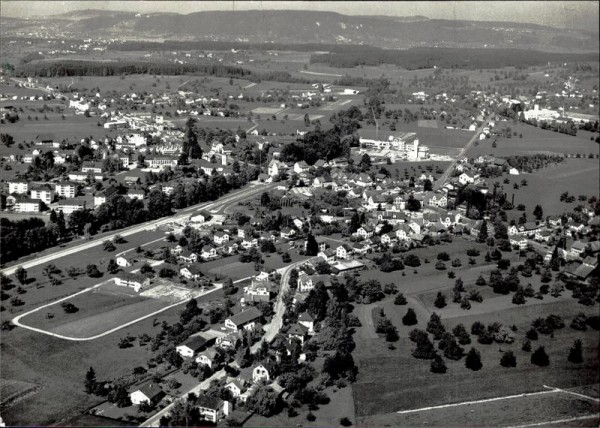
[2, 1, 599, 32]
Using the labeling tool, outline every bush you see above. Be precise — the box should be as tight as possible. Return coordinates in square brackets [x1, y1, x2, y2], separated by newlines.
[402, 308, 418, 326]
[465, 348, 483, 371]
[500, 351, 517, 368]
[435, 261, 446, 270]
[437, 252, 450, 261]
[340, 417, 353, 427]
[531, 346, 550, 366]
[522, 339, 532, 352]
[61, 302, 79, 313]
[526, 328, 539, 340]
[394, 293, 407, 305]
[461, 296, 471, 310]
[471, 321, 485, 336]
[475, 275, 487, 286]
[568, 339, 583, 364]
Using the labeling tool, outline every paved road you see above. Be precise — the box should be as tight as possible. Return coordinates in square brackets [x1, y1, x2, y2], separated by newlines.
[1, 182, 276, 276]
[140, 369, 227, 427]
[251, 258, 312, 352]
[433, 114, 493, 191]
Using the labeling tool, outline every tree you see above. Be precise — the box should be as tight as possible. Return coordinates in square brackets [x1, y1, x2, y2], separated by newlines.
[84, 366, 97, 394]
[522, 339, 532, 352]
[394, 293, 407, 305]
[477, 220, 488, 243]
[402, 308, 418, 326]
[248, 386, 282, 417]
[426, 313, 445, 340]
[434, 292, 447, 308]
[430, 353, 447, 373]
[15, 266, 27, 285]
[107, 259, 118, 274]
[465, 347, 483, 371]
[533, 205, 543, 220]
[500, 351, 517, 368]
[86, 264, 102, 278]
[452, 324, 471, 345]
[531, 346, 550, 366]
[568, 339, 583, 364]
[305, 233, 319, 256]
[340, 417, 353, 426]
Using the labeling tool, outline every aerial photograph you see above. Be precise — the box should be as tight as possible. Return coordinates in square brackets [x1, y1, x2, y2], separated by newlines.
[0, 0, 598, 426]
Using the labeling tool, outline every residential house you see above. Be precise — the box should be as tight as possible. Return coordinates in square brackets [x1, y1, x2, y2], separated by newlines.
[288, 323, 309, 345]
[509, 234, 528, 250]
[201, 245, 218, 260]
[81, 161, 104, 174]
[127, 189, 145, 200]
[178, 251, 199, 263]
[191, 210, 212, 223]
[57, 199, 86, 215]
[352, 242, 370, 256]
[317, 249, 336, 263]
[175, 335, 214, 359]
[336, 244, 352, 260]
[116, 256, 133, 267]
[129, 382, 165, 406]
[267, 159, 288, 177]
[570, 241, 588, 257]
[224, 307, 262, 331]
[298, 312, 315, 333]
[195, 395, 230, 424]
[252, 362, 275, 383]
[535, 230, 553, 243]
[8, 179, 29, 195]
[213, 232, 230, 245]
[280, 228, 296, 239]
[297, 273, 330, 293]
[196, 348, 218, 368]
[356, 225, 374, 239]
[54, 181, 77, 198]
[115, 273, 149, 292]
[458, 172, 476, 186]
[12, 196, 41, 213]
[180, 264, 203, 280]
[225, 378, 248, 400]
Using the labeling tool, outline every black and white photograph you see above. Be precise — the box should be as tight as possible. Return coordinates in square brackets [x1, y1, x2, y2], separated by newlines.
[0, 1, 598, 426]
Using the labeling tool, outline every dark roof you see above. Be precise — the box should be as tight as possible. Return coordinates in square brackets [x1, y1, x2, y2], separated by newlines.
[180, 335, 209, 352]
[228, 307, 262, 327]
[196, 394, 222, 409]
[183, 264, 203, 275]
[131, 382, 163, 401]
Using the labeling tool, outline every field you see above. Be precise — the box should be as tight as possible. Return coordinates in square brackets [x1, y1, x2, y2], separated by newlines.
[505, 157, 599, 218]
[17, 280, 169, 338]
[350, 240, 600, 427]
[467, 121, 599, 158]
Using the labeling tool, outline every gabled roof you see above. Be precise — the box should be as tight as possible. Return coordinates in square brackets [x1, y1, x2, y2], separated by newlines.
[196, 394, 222, 409]
[179, 335, 210, 352]
[131, 382, 163, 401]
[228, 307, 262, 327]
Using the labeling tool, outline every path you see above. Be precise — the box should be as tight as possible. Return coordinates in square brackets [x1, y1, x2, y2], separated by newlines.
[140, 369, 226, 427]
[433, 114, 493, 191]
[357, 303, 378, 339]
[11, 282, 222, 341]
[299, 70, 343, 77]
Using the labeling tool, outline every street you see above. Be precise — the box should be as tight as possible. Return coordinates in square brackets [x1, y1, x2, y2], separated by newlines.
[1, 181, 276, 276]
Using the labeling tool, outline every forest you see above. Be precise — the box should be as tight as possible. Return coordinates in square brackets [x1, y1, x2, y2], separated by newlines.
[14, 60, 311, 84]
[310, 47, 599, 70]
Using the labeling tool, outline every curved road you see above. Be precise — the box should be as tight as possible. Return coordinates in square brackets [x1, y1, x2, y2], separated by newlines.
[251, 258, 314, 352]
[1, 182, 276, 277]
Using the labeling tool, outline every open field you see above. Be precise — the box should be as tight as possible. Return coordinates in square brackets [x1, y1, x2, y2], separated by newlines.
[0, 302, 187, 426]
[467, 121, 599, 158]
[370, 387, 599, 427]
[351, 267, 600, 425]
[18, 280, 168, 338]
[505, 158, 599, 218]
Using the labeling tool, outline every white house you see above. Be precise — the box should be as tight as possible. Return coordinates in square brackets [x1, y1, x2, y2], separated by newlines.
[224, 307, 262, 331]
[129, 383, 164, 405]
[195, 395, 230, 424]
[252, 362, 274, 383]
[8, 180, 29, 195]
[55, 182, 77, 198]
[175, 335, 212, 359]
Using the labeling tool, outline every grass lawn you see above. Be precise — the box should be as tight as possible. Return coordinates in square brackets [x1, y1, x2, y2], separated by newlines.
[503, 158, 599, 219]
[18, 281, 169, 338]
[246, 385, 356, 427]
[466, 121, 599, 158]
[0, 307, 181, 426]
[351, 278, 599, 424]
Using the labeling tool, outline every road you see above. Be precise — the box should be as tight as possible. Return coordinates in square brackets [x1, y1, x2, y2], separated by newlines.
[140, 369, 227, 427]
[433, 114, 493, 191]
[1, 182, 276, 277]
[251, 258, 312, 352]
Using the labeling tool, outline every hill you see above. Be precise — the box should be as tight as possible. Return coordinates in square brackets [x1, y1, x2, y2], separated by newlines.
[2, 9, 598, 53]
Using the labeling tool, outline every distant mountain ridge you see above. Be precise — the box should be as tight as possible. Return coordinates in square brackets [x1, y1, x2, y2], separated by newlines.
[3, 9, 598, 52]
